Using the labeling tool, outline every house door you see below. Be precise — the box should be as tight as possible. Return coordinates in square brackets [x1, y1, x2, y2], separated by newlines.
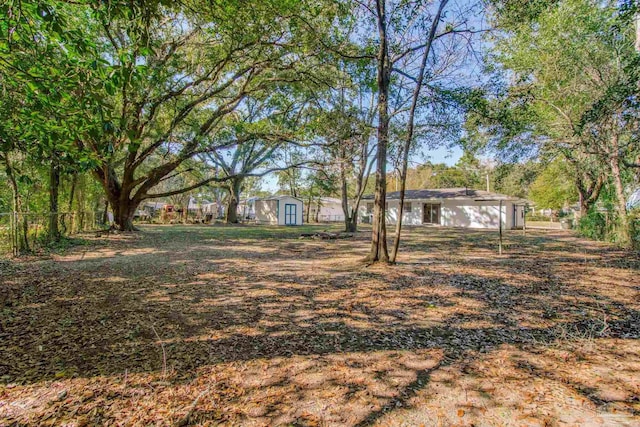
[423, 203, 441, 224]
[284, 204, 297, 225]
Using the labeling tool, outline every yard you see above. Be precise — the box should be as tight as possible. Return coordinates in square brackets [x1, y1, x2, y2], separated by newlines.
[1, 225, 639, 426]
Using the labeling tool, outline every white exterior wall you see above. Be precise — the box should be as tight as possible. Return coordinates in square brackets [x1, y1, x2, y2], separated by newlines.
[237, 201, 256, 220]
[315, 201, 345, 222]
[514, 205, 525, 228]
[255, 200, 278, 224]
[360, 199, 521, 229]
[383, 201, 423, 225]
[440, 200, 511, 229]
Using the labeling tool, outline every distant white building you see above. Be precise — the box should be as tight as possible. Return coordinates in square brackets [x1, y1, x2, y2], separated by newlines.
[255, 195, 304, 226]
[202, 201, 224, 219]
[187, 197, 210, 212]
[308, 197, 345, 222]
[237, 197, 259, 220]
[360, 188, 527, 230]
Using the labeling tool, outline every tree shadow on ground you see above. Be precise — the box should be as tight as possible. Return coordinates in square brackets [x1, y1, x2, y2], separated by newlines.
[1, 226, 639, 425]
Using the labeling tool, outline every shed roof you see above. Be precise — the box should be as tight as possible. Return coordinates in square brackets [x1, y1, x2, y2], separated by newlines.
[257, 195, 303, 202]
[363, 188, 525, 202]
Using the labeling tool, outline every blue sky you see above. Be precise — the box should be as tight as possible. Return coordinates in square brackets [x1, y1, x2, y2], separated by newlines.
[260, 144, 463, 193]
[261, 0, 484, 194]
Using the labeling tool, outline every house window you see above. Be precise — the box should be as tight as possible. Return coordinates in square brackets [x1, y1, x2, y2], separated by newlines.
[404, 202, 412, 212]
[366, 203, 374, 214]
[423, 203, 441, 224]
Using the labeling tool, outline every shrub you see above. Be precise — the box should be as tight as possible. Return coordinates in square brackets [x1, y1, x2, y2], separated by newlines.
[577, 211, 607, 241]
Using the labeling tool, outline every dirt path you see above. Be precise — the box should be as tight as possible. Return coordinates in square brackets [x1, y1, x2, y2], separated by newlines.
[1, 225, 638, 426]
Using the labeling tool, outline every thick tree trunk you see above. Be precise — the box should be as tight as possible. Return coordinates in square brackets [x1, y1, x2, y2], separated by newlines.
[367, 0, 391, 264]
[225, 178, 242, 224]
[573, 164, 603, 219]
[100, 178, 140, 232]
[49, 160, 61, 241]
[226, 198, 239, 223]
[99, 185, 139, 231]
[578, 192, 589, 218]
[345, 215, 358, 233]
[113, 200, 138, 232]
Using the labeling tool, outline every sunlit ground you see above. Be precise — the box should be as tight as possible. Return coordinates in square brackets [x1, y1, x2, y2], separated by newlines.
[1, 224, 638, 426]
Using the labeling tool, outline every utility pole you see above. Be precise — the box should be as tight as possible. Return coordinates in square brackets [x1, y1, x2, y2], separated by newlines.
[486, 172, 490, 192]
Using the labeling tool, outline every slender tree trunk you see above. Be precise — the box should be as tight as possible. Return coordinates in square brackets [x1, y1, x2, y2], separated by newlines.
[67, 173, 78, 233]
[390, 0, 448, 263]
[609, 137, 630, 246]
[68, 173, 77, 211]
[391, 146, 409, 263]
[2, 154, 29, 253]
[367, 0, 391, 263]
[340, 157, 356, 232]
[102, 199, 109, 225]
[49, 159, 61, 241]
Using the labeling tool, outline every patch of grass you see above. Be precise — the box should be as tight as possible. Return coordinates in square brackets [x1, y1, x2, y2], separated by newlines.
[140, 223, 346, 242]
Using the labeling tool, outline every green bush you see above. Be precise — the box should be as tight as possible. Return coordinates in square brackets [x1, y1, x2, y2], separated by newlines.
[577, 211, 607, 241]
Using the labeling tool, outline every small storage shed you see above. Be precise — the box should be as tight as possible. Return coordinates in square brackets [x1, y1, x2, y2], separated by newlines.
[255, 195, 304, 226]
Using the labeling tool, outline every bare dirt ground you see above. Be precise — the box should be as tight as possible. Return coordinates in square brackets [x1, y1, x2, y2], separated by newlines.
[0, 224, 638, 426]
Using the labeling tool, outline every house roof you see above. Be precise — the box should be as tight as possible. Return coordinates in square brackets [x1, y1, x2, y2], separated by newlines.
[363, 188, 526, 202]
[188, 197, 211, 210]
[317, 197, 342, 204]
[258, 195, 304, 202]
[142, 201, 167, 208]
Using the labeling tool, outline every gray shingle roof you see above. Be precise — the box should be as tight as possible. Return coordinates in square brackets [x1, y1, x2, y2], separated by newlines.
[362, 188, 521, 201]
[259, 195, 304, 202]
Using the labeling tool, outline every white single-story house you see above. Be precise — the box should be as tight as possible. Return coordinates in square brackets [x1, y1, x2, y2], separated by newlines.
[360, 188, 527, 229]
[202, 201, 225, 219]
[187, 197, 211, 213]
[141, 201, 167, 217]
[255, 195, 304, 226]
[237, 197, 259, 220]
[309, 197, 345, 222]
